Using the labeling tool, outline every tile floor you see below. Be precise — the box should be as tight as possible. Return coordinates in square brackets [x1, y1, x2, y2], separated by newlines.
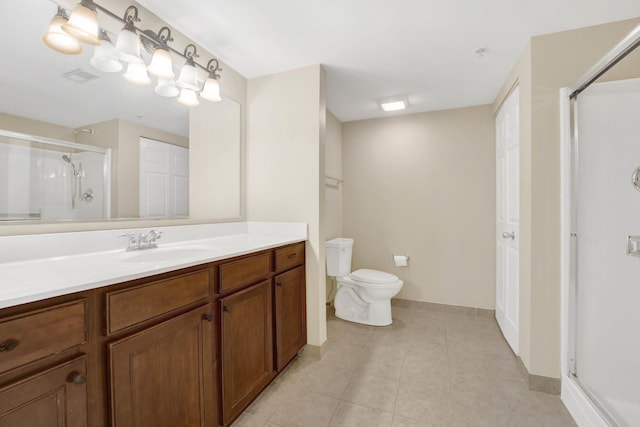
[231, 305, 577, 426]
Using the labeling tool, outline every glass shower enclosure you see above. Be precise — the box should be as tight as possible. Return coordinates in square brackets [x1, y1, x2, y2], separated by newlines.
[0, 129, 110, 221]
[567, 25, 640, 427]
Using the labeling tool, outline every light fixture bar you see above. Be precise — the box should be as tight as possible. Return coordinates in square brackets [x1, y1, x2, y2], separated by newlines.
[91, 2, 220, 75]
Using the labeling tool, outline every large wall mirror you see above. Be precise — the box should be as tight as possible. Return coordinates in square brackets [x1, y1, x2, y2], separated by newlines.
[0, 0, 242, 222]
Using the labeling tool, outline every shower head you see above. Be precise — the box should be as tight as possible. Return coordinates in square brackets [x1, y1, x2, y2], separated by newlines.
[62, 154, 78, 175]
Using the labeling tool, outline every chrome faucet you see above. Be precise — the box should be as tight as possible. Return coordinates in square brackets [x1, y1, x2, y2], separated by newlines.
[119, 230, 163, 251]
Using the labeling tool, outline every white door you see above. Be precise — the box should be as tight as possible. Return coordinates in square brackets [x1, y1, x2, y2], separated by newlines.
[139, 138, 189, 218]
[169, 144, 189, 217]
[140, 138, 170, 217]
[495, 86, 520, 354]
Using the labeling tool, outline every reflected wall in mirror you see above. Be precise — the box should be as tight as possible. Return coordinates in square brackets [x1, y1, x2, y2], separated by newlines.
[0, 0, 242, 222]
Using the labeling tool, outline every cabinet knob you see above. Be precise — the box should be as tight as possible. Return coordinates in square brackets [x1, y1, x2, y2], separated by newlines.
[68, 372, 87, 385]
[204, 314, 214, 322]
[276, 281, 283, 287]
[0, 338, 19, 352]
[223, 306, 232, 313]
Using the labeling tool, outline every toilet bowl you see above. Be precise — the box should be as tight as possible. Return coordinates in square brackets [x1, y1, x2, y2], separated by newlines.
[326, 238, 403, 326]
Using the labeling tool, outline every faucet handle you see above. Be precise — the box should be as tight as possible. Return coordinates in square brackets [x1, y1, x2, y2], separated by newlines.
[148, 230, 163, 242]
[119, 233, 137, 250]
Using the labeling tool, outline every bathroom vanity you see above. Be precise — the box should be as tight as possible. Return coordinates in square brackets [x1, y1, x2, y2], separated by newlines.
[0, 223, 307, 426]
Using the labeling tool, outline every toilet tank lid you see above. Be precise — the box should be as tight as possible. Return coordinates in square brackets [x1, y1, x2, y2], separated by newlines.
[326, 238, 354, 248]
[350, 269, 399, 284]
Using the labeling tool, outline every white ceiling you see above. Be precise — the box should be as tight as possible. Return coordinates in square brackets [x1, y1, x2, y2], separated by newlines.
[138, 0, 640, 122]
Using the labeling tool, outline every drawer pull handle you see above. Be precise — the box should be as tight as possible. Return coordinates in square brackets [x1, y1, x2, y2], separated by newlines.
[204, 314, 214, 322]
[287, 253, 297, 259]
[223, 306, 232, 313]
[68, 372, 87, 385]
[0, 338, 19, 352]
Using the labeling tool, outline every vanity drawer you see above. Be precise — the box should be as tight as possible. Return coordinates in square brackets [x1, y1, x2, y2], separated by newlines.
[0, 300, 87, 373]
[275, 243, 305, 273]
[219, 253, 271, 293]
[106, 269, 210, 334]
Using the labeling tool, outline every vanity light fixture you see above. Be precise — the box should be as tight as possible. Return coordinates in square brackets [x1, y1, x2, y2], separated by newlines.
[176, 44, 200, 91]
[200, 59, 222, 102]
[115, 6, 143, 63]
[177, 88, 200, 107]
[379, 96, 408, 112]
[42, 6, 83, 55]
[123, 62, 152, 86]
[42, 2, 224, 107]
[155, 78, 179, 97]
[90, 30, 122, 72]
[147, 27, 175, 79]
[62, 0, 100, 46]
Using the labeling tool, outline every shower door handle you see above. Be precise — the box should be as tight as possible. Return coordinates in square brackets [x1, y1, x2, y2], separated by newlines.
[501, 231, 515, 240]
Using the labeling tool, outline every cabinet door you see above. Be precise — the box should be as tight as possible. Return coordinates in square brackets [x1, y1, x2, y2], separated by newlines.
[275, 266, 307, 371]
[221, 280, 273, 425]
[0, 356, 88, 427]
[109, 304, 215, 427]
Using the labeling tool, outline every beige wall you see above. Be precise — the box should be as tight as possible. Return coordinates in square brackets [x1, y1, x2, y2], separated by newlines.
[246, 65, 327, 347]
[325, 111, 343, 241]
[342, 105, 496, 309]
[493, 18, 640, 379]
[0, 113, 74, 142]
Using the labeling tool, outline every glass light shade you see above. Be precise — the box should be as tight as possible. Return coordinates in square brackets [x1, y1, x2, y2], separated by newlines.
[200, 77, 222, 102]
[177, 88, 199, 107]
[42, 14, 83, 55]
[155, 78, 179, 97]
[123, 62, 151, 86]
[176, 61, 199, 90]
[90, 40, 122, 72]
[61, 3, 100, 45]
[115, 27, 143, 63]
[148, 48, 175, 79]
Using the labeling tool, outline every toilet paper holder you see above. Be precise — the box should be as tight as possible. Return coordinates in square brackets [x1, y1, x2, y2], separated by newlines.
[392, 254, 410, 266]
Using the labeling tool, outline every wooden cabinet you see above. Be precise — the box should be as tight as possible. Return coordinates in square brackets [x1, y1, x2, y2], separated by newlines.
[109, 304, 216, 427]
[274, 265, 307, 371]
[0, 241, 306, 427]
[0, 356, 88, 427]
[220, 280, 273, 425]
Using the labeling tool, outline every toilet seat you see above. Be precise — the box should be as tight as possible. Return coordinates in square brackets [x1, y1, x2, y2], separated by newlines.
[349, 269, 399, 284]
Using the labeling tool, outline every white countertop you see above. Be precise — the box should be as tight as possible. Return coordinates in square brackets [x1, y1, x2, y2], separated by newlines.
[0, 222, 307, 309]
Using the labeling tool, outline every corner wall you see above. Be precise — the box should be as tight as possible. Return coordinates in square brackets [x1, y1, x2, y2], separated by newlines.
[246, 65, 327, 348]
[342, 105, 496, 309]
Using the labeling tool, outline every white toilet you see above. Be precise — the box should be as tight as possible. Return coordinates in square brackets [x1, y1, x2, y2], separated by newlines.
[326, 238, 403, 326]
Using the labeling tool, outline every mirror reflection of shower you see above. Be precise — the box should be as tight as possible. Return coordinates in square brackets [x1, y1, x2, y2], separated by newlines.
[62, 154, 93, 209]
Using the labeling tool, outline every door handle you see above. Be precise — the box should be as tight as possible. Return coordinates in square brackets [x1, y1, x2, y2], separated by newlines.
[501, 231, 515, 240]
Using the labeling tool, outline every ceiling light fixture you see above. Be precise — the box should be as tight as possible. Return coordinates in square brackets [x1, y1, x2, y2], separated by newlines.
[41, 2, 224, 108]
[62, 0, 100, 46]
[379, 96, 408, 112]
[42, 6, 83, 55]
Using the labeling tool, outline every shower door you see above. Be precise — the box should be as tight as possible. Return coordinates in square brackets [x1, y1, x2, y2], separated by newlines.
[573, 78, 640, 426]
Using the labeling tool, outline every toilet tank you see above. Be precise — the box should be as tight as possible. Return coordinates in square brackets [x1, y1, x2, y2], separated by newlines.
[325, 238, 354, 277]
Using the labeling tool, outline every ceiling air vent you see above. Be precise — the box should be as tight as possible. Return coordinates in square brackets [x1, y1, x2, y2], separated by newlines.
[62, 68, 99, 84]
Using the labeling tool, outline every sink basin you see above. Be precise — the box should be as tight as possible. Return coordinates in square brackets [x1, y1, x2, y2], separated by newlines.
[121, 246, 213, 263]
